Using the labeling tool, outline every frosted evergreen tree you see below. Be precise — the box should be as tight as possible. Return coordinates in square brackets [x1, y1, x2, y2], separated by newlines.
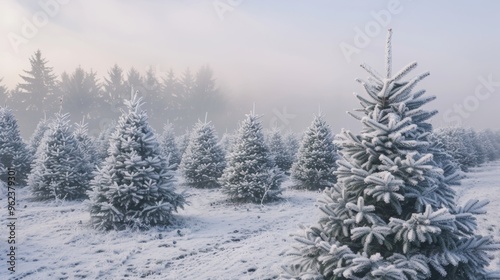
[267, 128, 294, 173]
[434, 127, 479, 171]
[124, 67, 143, 93]
[480, 130, 500, 161]
[161, 69, 181, 119]
[443, 128, 500, 165]
[94, 121, 116, 163]
[427, 133, 463, 190]
[88, 91, 185, 230]
[282, 30, 499, 280]
[477, 131, 496, 162]
[28, 117, 50, 156]
[177, 131, 191, 158]
[285, 131, 300, 165]
[290, 114, 337, 190]
[28, 113, 90, 200]
[219, 131, 235, 155]
[0, 106, 32, 183]
[220, 111, 284, 203]
[180, 118, 225, 188]
[159, 122, 181, 169]
[73, 119, 99, 170]
[465, 128, 485, 165]
[15, 50, 58, 112]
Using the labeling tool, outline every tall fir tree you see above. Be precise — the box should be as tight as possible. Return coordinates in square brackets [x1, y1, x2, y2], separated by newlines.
[220, 111, 284, 203]
[0, 106, 32, 183]
[88, 91, 185, 230]
[28, 113, 90, 200]
[161, 69, 181, 120]
[124, 67, 143, 93]
[143, 66, 163, 120]
[180, 119, 226, 188]
[15, 50, 58, 112]
[159, 122, 181, 169]
[73, 119, 99, 171]
[192, 65, 225, 119]
[282, 30, 499, 280]
[59, 66, 102, 122]
[103, 64, 126, 114]
[290, 114, 337, 190]
[178, 68, 195, 126]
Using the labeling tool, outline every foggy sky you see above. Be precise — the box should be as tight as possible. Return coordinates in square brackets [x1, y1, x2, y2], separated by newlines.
[1, 0, 500, 136]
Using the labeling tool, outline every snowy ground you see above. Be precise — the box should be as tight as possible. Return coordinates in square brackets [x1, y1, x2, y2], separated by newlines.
[2, 161, 500, 280]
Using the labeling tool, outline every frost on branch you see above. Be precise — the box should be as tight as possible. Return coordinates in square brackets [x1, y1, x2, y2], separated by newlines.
[281, 29, 499, 280]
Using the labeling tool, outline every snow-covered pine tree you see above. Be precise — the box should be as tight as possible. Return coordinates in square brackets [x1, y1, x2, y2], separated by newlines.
[290, 114, 337, 190]
[267, 128, 294, 174]
[180, 119, 225, 188]
[427, 132, 463, 190]
[477, 131, 496, 162]
[94, 121, 116, 163]
[0, 106, 32, 183]
[285, 131, 300, 166]
[28, 113, 90, 200]
[176, 131, 190, 159]
[434, 127, 479, 171]
[88, 91, 185, 230]
[73, 119, 99, 171]
[465, 128, 486, 166]
[220, 111, 284, 203]
[219, 131, 235, 155]
[159, 122, 181, 169]
[282, 30, 500, 280]
[28, 117, 50, 156]
[0, 163, 7, 198]
[480, 129, 500, 161]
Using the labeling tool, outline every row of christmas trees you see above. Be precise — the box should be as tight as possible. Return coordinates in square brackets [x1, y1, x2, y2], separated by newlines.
[0, 91, 341, 228]
[2, 29, 500, 279]
[434, 127, 500, 171]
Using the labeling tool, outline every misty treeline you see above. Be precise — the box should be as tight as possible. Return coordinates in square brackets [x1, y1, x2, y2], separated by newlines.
[0, 50, 226, 136]
[434, 127, 500, 171]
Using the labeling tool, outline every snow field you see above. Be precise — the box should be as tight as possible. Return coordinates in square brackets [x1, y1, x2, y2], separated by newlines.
[1, 161, 500, 279]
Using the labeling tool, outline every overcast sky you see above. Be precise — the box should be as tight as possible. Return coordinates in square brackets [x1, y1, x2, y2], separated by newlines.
[1, 0, 500, 134]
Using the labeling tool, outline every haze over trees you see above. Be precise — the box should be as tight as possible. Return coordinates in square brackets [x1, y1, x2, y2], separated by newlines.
[5, 50, 227, 137]
[2, 25, 500, 280]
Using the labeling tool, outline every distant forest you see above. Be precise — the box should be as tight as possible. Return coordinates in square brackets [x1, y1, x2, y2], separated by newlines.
[0, 50, 228, 137]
